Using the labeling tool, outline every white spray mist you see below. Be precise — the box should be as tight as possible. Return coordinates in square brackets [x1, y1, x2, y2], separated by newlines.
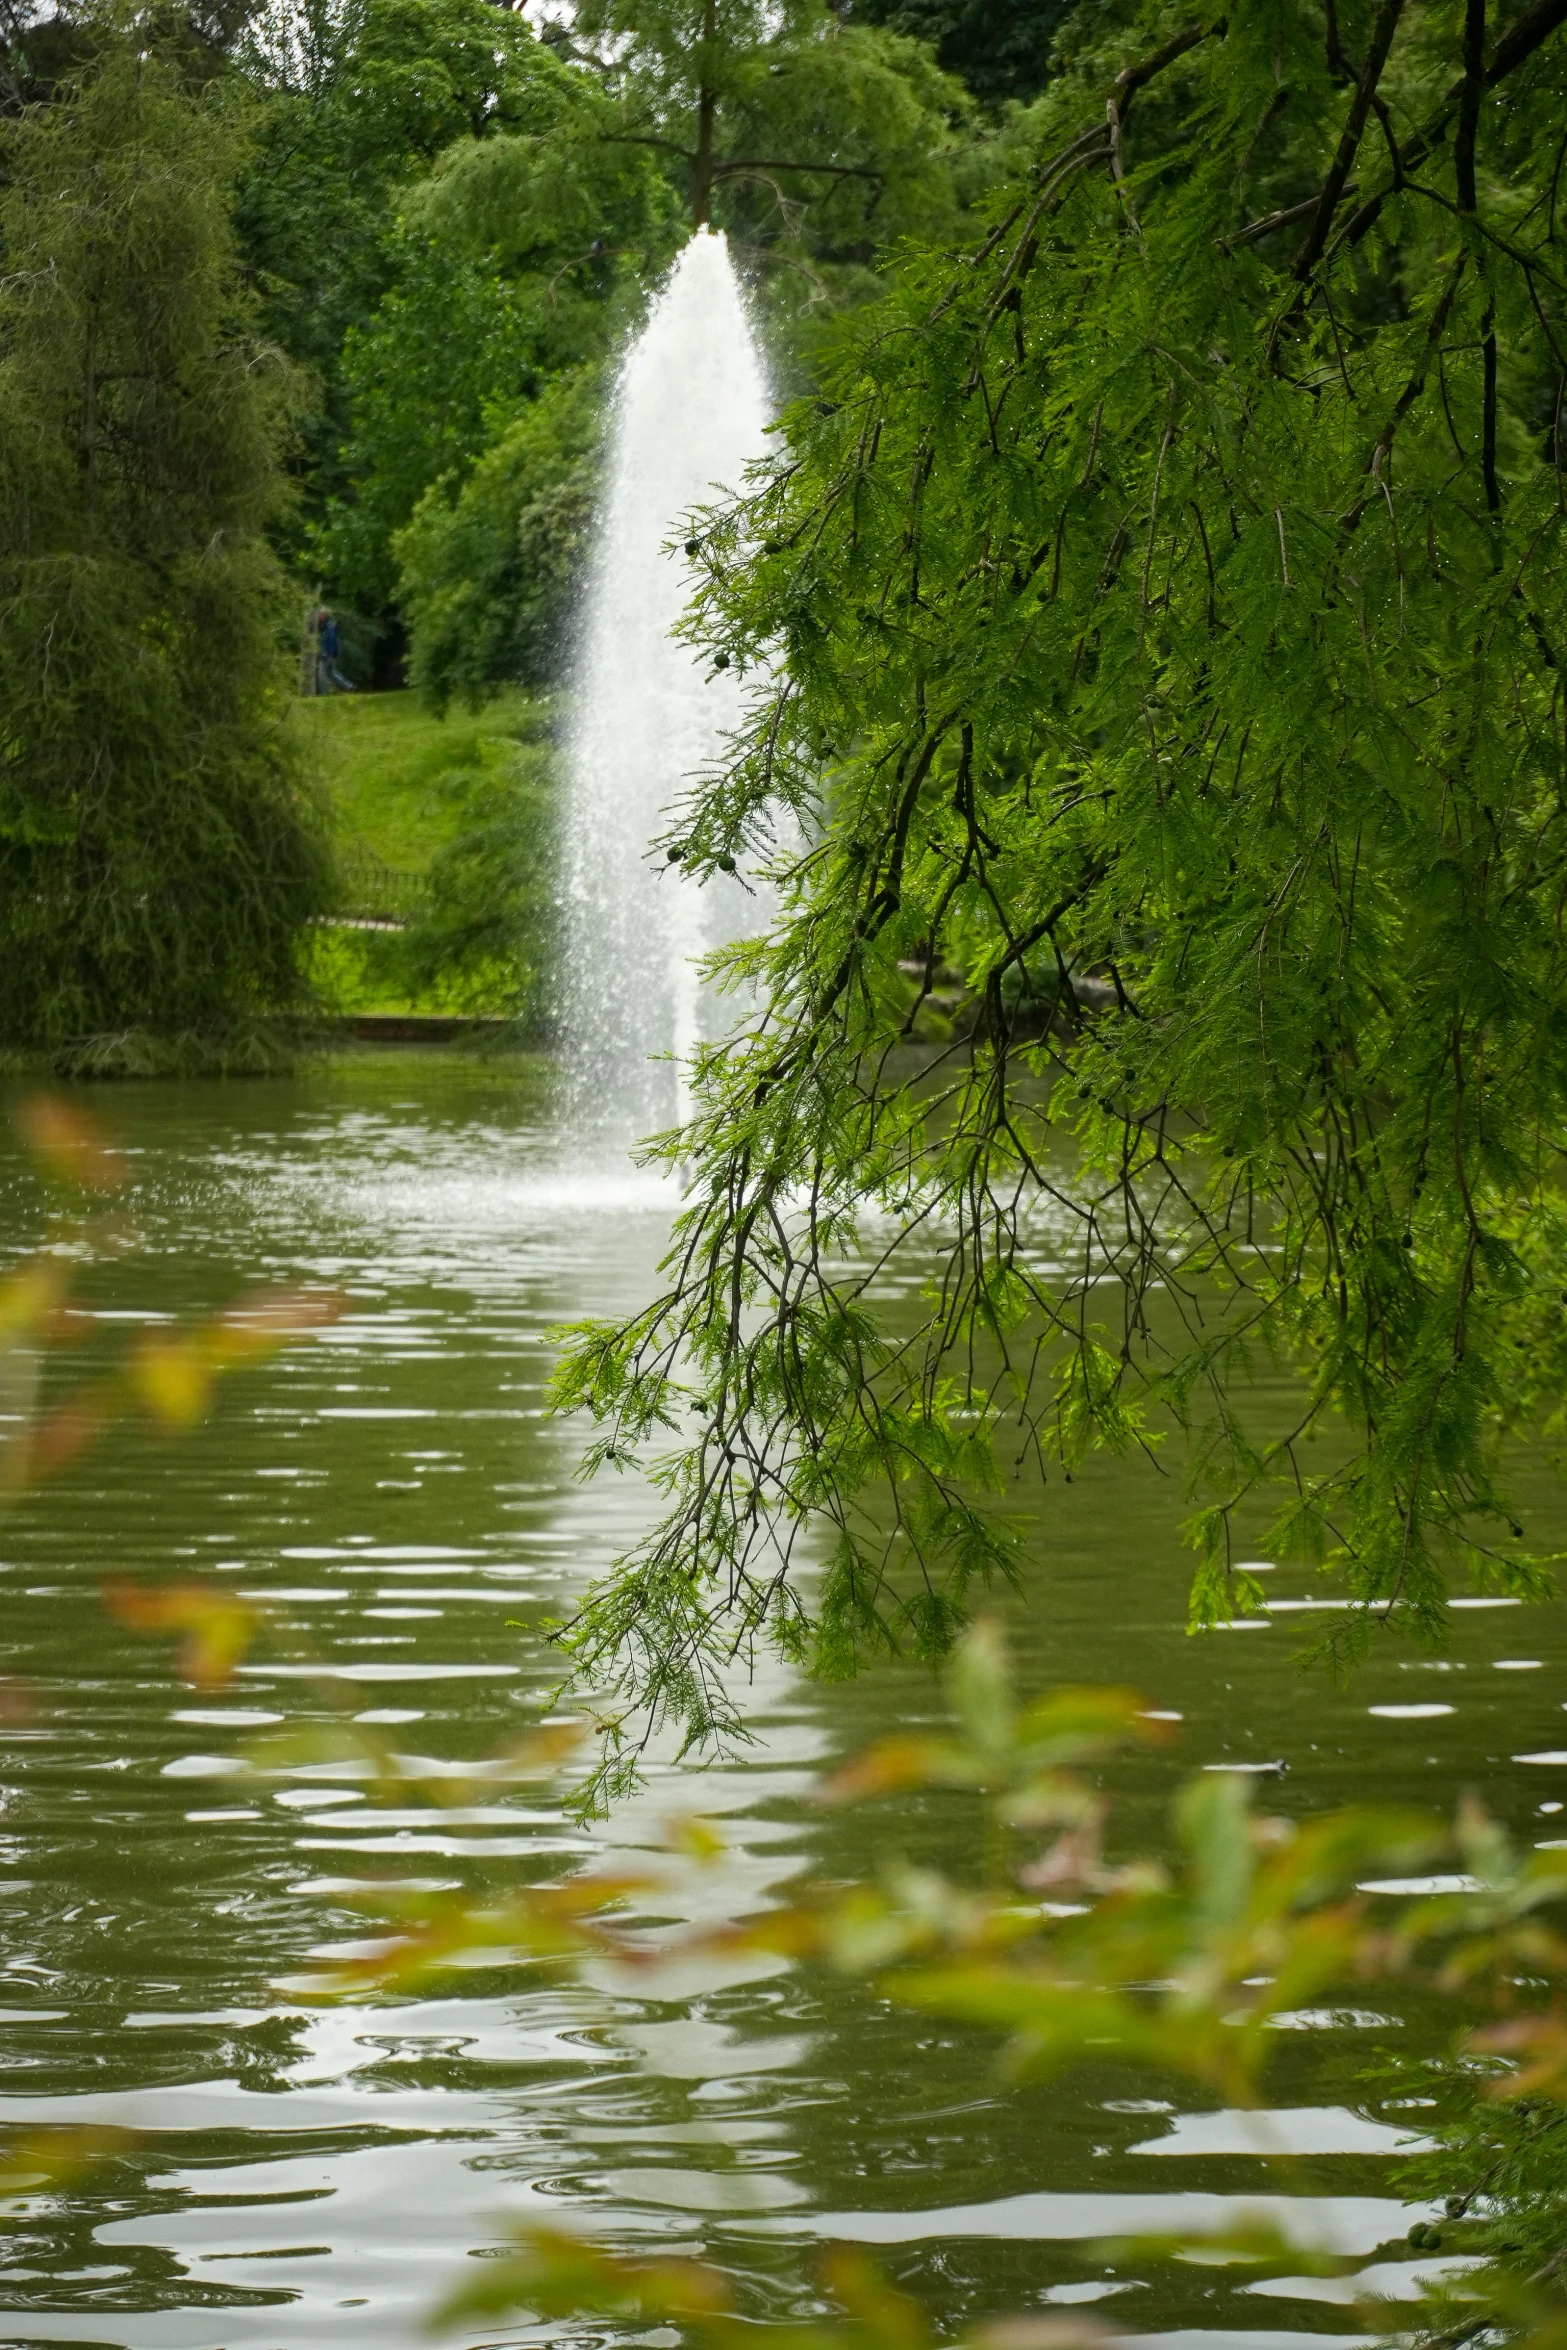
[560, 229, 771, 1148]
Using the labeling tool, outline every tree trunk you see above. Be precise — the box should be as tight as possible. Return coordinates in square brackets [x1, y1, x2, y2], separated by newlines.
[691, 0, 717, 226]
[79, 288, 99, 526]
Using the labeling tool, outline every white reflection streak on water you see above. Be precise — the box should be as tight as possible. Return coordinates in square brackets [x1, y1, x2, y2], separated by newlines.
[52, 1106, 818, 2347]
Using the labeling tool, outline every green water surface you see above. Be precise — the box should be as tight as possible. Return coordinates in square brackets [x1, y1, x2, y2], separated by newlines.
[1, 1053, 1563, 2350]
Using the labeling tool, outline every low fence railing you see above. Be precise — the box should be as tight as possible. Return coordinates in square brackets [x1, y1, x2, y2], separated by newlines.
[327, 848, 430, 929]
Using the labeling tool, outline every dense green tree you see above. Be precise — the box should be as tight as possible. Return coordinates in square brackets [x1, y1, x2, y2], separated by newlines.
[325, 108, 667, 669]
[542, 0, 969, 289]
[0, 0, 250, 110]
[554, 0, 1567, 1790]
[394, 365, 604, 708]
[233, 0, 655, 643]
[0, 42, 328, 1068]
[414, 0, 972, 332]
[235, 0, 563, 431]
[309, 234, 569, 623]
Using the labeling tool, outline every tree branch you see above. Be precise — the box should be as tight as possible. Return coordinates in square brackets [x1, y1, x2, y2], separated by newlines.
[1342, 256, 1467, 528]
[1292, 0, 1409, 278]
[1456, 0, 1484, 211]
[1224, 193, 1326, 250]
[597, 131, 696, 162]
[1333, 0, 1567, 252]
[1112, 18, 1226, 116]
[1487, 0, 1567, 83]
[712, 156, 883, 183]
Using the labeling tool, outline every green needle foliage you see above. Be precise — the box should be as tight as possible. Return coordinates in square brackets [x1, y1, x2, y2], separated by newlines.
[555, 0, 1567, 1793]
[0, 40, 329, 1069]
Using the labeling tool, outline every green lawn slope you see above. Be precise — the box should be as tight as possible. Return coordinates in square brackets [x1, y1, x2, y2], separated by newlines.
[300, 687, 541, 871]
[299, 687, 553, 1017]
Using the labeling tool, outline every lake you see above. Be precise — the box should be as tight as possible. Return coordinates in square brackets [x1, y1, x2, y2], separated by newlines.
[1, 1051, 1562, 2350]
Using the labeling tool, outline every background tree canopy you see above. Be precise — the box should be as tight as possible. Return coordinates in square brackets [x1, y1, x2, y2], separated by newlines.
[394, 365, 605, 706]
[234, 0, 671, 667]
[557, 0, 969, 270]
[216, 0, 985, 697]
[0, 0, 1014, 1057]
[357, 0, 978, 698]
[554, 0, 1567, 1798]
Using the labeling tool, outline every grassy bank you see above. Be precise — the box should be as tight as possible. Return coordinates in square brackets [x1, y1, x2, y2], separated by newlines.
[300, 689, 555, 1019]
[300, 688, 542, 871]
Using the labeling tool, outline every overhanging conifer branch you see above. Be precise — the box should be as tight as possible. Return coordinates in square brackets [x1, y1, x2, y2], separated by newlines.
[550, 0, 1567, 1809]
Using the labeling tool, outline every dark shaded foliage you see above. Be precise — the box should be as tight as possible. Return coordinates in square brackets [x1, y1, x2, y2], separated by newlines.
[843, 0, 1071, 105]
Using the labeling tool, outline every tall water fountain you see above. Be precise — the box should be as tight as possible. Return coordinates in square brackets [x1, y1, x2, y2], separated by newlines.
[561, 229, 771, 1147]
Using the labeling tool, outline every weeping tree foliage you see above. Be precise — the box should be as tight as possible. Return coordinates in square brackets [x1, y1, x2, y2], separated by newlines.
[0, 42, 328, 1067]
[555, 0, 1567, 1794]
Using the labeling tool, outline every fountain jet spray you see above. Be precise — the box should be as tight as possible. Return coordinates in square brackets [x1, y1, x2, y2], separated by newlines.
[561, 229, 771, 1149]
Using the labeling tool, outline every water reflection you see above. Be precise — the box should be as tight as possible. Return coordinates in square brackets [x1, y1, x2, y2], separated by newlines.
[0, 1052, 1564, 2348]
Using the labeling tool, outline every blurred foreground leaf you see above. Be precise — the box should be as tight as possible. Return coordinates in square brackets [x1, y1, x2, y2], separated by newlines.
[103, 1580, 262, 1688]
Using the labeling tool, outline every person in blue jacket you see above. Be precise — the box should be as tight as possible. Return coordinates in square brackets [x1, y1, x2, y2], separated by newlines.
[315, 607, 354, 694]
